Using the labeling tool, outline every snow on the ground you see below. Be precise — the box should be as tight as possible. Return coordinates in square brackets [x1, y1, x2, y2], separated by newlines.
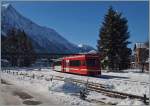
[105, 69, 149, 82]
[0, 71, 97, 106]
[117, 98, 145, 106]
[0, 85, 23, 105]
[25, 68, 149, 97]
[0, 68, 149, 105]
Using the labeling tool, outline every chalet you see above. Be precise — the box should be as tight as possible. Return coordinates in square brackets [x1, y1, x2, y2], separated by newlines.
[132, 42, 149, 71]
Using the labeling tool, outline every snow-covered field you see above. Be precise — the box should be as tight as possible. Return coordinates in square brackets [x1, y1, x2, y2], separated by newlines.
[0, 68, 149, 105]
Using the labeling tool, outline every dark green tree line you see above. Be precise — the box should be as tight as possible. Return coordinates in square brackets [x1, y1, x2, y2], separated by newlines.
[2, 28, 36, 67]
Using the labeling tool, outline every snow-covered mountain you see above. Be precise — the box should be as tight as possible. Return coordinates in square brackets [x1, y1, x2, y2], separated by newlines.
[1, 4, 95, 53]
[78, 44, 96, 53]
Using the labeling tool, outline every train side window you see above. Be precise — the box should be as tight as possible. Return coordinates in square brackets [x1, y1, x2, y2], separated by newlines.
[70, 60, 81, 66]
[86, 59, 96, 67]
[82, 61, 86, 66]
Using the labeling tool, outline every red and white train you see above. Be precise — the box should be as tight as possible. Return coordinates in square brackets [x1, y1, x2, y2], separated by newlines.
[52, 54, 101, 76]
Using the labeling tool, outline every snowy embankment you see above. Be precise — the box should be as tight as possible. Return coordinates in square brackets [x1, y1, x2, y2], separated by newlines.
[0, 68, 149, 105]
[0, 74, 96, 106]
[25, 68, 149, 97]
[55, 69, 149, 97]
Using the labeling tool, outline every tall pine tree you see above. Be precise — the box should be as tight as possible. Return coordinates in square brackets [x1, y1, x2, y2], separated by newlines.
[97, 6, 131, 71]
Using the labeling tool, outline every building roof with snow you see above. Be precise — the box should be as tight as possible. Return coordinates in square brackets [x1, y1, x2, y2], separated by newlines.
[135, 43, 147, 49]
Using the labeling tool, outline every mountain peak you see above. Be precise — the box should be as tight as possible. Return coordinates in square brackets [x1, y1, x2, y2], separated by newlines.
[1, 4, 80, 53]
[1, 3, 94, 54]
[2, 3, 12, 9]
[78, 44, 96, 53]
[78, 44, 94, 48]
[78, 44, 84, 48]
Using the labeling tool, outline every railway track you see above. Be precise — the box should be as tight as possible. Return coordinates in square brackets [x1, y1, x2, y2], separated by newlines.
[51, 70, 150, 86]
[50, 75, 112, 89]
[1, 69, 149, 103]
[47, 75, 149, 102]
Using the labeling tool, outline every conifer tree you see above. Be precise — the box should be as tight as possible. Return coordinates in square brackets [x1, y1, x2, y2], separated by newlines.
[2, 28, 36, 67]
[97, 6, 131, 71]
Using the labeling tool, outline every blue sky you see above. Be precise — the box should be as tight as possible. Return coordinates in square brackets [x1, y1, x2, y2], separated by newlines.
[4, 1, 149, 49]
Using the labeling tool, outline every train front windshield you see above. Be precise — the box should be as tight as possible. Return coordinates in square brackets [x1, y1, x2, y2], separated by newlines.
[54, 61, 61, 66]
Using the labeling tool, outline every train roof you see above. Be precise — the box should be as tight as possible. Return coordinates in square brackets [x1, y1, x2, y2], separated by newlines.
[63, 54, 99, 59]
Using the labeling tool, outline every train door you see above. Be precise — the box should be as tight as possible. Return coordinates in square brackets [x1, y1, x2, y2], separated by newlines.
[62, 59, 69, 72]
[66, 60, 69, 72]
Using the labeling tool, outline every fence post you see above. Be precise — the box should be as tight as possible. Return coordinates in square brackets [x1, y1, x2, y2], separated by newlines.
[143, 94, 147, 104]
[86, 78, 89, 90]
[50, 75, 53, 81]
[32, 74, 35, 79]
